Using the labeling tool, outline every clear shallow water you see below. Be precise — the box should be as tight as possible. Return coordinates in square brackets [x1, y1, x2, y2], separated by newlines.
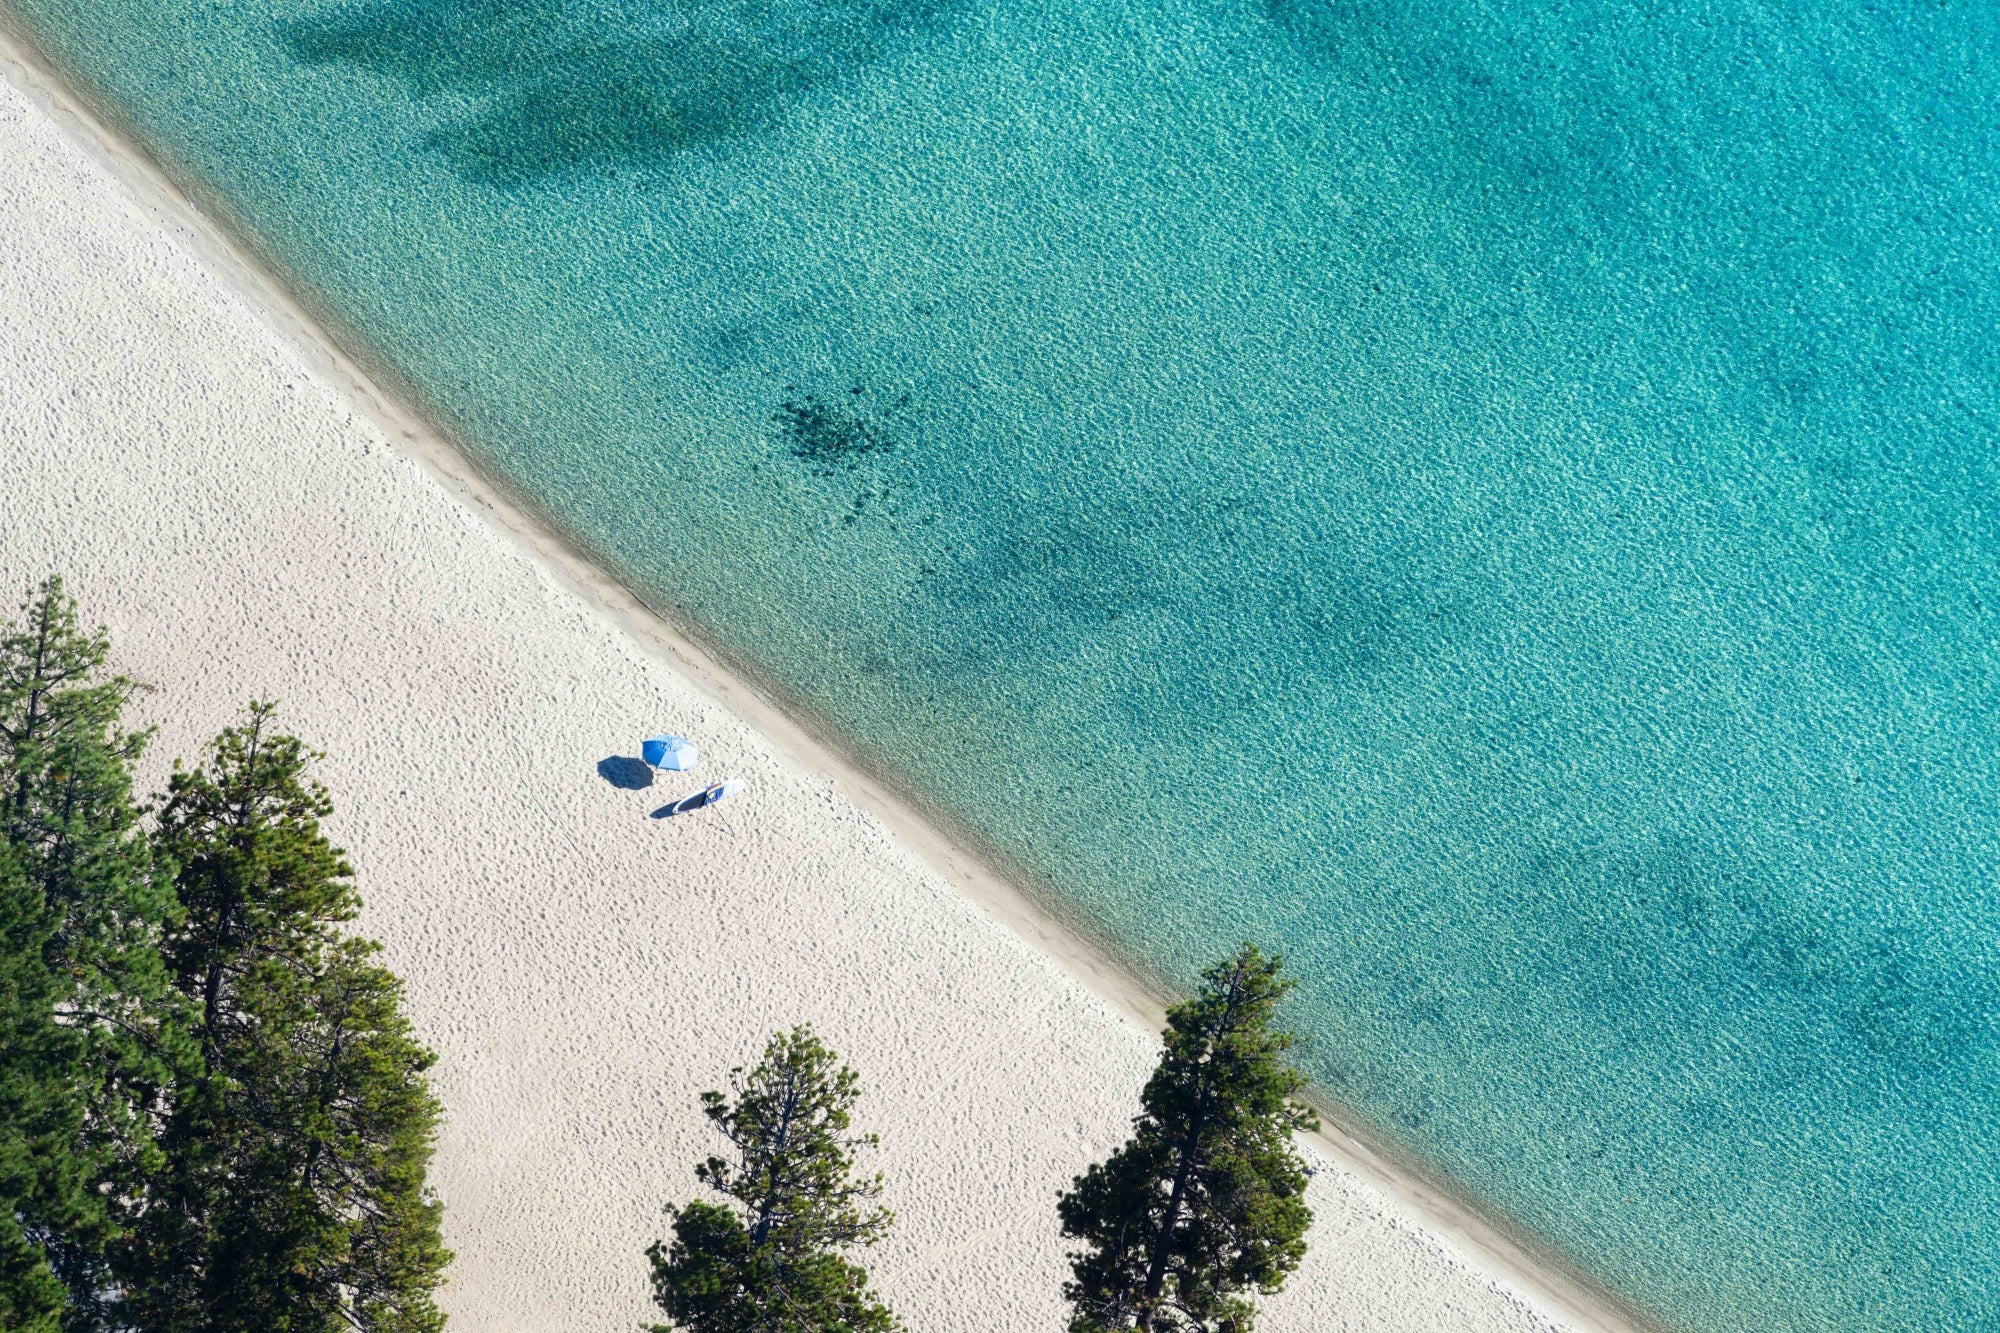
[10, 0, 2000, 1326]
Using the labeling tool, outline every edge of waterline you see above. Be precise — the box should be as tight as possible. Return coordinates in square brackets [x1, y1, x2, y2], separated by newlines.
[0, 18, 1663, 1332]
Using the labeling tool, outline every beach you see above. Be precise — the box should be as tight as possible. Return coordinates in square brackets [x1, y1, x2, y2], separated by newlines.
[0, 32, 1631, 1333]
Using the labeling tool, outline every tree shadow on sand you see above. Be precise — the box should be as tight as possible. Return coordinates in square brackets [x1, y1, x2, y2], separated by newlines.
[282, 0, 957, 186]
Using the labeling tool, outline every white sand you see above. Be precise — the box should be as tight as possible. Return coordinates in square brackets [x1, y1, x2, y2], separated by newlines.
[0, 40, 1637, 1333]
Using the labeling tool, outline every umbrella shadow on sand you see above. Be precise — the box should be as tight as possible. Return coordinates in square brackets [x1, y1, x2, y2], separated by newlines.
[596, 755, 655, 790]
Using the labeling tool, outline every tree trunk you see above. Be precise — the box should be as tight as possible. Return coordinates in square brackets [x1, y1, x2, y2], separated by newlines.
[748, 1073, 804, 1249]
[1137, 959, 1250, 1322]
[200, 946, 227, 1068]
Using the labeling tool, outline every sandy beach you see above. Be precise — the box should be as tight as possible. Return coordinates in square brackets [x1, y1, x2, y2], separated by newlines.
[1, 31, 1636, 1333]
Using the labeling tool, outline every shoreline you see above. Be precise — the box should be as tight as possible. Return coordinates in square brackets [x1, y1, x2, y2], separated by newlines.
[0, 19, 1656, 1333]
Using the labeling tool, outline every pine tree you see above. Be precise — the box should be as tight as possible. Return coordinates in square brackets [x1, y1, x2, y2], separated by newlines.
[0, 577, 183, 1329]
[647, 1026, 900, 1333]
[0, 837, 70, 1333]
[1058, 944, 1317, 1333]
[120, 702, 449, 1333]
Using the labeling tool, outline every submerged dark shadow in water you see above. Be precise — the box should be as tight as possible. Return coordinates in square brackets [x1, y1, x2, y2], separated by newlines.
[283, 0, 956, 184]
[1523, 828, 1998, 1082]
[775, 386, 904, 473]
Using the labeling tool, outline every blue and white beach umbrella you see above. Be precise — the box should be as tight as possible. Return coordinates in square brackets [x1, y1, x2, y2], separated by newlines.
[642, 734, 699, 771]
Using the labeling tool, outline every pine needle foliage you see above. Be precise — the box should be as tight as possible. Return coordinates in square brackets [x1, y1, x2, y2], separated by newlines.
[119, 703, 449, 1333]
[0, 576, 183, 1330]
[647, 1026, 899, 1333]
[1058, 944, 1317, 1333]
[0, 837, 70, 1333]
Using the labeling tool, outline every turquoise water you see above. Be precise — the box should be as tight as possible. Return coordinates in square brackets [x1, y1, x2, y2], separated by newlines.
[10, 0, 2000, 1326]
